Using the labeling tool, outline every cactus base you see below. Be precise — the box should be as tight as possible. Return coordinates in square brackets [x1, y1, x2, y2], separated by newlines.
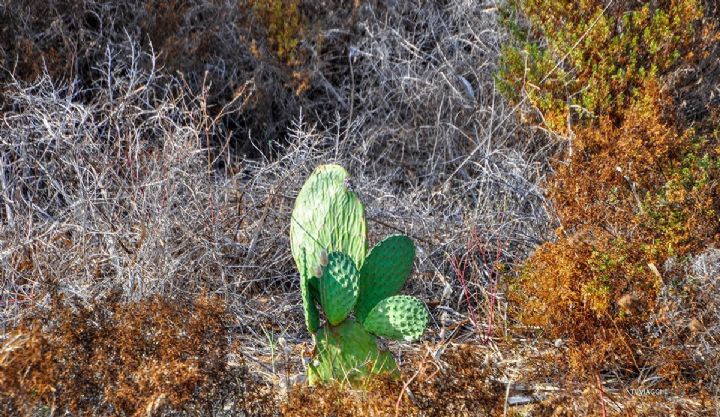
[307, 319, 398, 386]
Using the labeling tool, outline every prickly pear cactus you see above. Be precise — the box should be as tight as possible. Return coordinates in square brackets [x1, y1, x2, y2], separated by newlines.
[362, 295, 428, 341]
[318, 252, 359, 325]
[355, 235, 416, 323]
[308, 319, 398, 386]
[290, 165, 428, 386]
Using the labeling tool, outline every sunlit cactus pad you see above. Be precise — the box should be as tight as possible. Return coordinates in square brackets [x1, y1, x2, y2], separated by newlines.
[356, 235, 416, 323]
[319, 252, 359, 325]
[290, 164, 367, 287]
[307, 319, 398, 386]
[363, 295, 428, 341]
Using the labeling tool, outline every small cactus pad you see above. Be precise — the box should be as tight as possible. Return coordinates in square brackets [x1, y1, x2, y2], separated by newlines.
[363, 295, 428, 341]
[319, 252, 359, 325]
[290, 165, 367, 287]
[356, 235, 415, 323]
[307, 319, 398, 386]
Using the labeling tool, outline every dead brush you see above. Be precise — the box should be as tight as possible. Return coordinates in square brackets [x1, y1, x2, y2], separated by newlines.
[447, 225, 511, 342]
[0, 0, 359, 154]
[0, 293, 278, 417]
[0, 0, 562, 413]
[283, 344, 505, 417]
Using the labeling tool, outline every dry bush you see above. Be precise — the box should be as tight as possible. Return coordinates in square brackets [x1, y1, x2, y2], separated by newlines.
[336, 0, 555, 258]
[502, 0, 720, 398]
[0, 293, 278, 416]
[0, 0, 360, 154]
[284, 344, 505, 417]
[0, 0, 559, 413]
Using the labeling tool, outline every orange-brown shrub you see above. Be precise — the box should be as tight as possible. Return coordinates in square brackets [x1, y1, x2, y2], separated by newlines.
[514, 227, 656, 340]
[503, 0, 720, 383]
[0, 294, 276, 416]
[515, 95, 720, 349]
[548, 83, 719, 254]
[547, 83, 681, 232]
[283, 345, 504, 417]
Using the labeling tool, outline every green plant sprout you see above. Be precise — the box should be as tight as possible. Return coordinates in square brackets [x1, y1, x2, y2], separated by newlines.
[290, 164, 428, 386]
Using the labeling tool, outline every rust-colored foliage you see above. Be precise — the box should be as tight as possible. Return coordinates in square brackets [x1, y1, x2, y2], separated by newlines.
[283, 345, 504, 417]
[0, 294, 277, 417]
[547, 84, 719, 258]
[514, 80, 720, 358]
[514, 228, 659, 341]
[503, 0, 720, 383]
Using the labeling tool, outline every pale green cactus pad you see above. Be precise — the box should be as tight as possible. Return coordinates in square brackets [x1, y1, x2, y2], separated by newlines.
[307, 319, 398, 386]
[356, 235, 416, 323]
[290, 164, 367, 287]
[316, 188, 367, 269]
[319, 252, 359, 325]
[363, 295, 428, 341]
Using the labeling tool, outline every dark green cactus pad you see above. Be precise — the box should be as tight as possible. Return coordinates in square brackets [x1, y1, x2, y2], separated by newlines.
[363, 295, 428, 341]
[300, 249, 319, 333]
[290, 165, 367, 289]
[319, 252, 359, 325]
[307, 276, 320, 302]
[307, 319, 398, 386]
[355, 235, 416, 323]
[301, 275, 320, 333]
